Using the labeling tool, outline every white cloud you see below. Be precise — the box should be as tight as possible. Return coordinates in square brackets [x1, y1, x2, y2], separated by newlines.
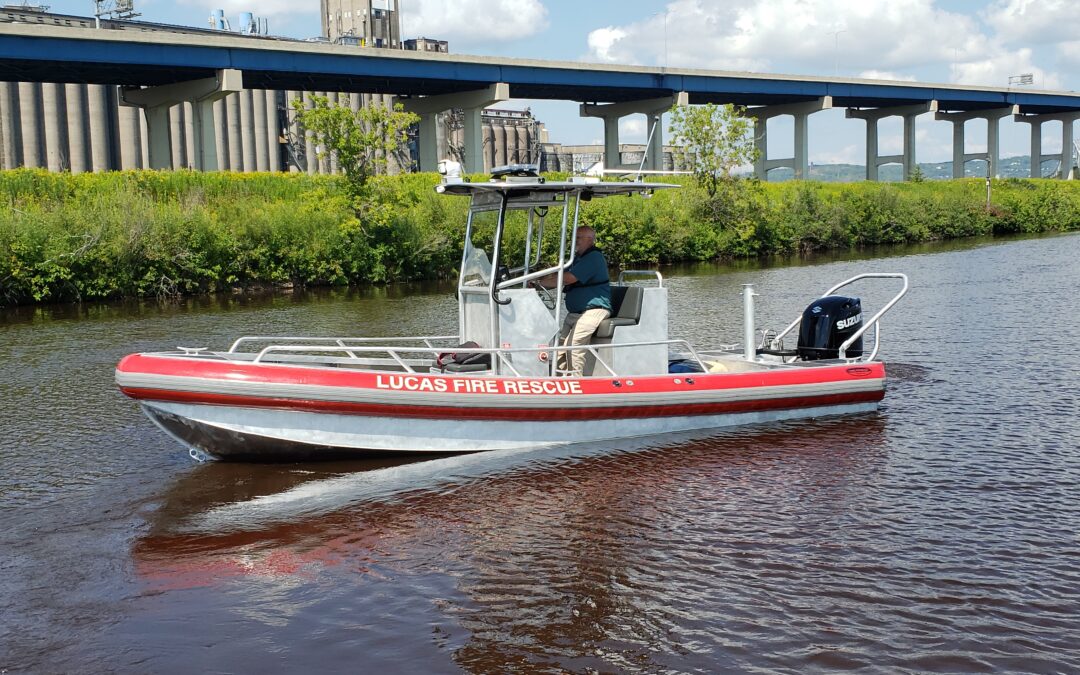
[983, 0, 1075, 46]
[587, 27, 631, 64]
[879, 137, 903, 155]
[814, 145, 860, 164]
[1038, 129, 1063, 154]
[401, 0, 548, 46]
[1059, 42, 1080, 70]
[581, 1, 1075, 95]
[952, 48, 1061, 89]
[858, 70, 918, 82]
[619, 117, 647, 143]
[584, 0, 991, 75]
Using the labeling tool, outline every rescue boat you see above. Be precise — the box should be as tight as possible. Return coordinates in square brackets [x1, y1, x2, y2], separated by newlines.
[116, 167, 908, 461]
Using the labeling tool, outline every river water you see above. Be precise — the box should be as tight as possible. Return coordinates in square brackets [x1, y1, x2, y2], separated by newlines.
[2, 233, 1078, 673]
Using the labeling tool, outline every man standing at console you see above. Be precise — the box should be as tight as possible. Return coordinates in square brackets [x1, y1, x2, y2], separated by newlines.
[537, 226, 611, 376]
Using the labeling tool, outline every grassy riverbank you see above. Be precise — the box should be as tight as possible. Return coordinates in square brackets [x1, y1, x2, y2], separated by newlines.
[1, 168, 1078, 306]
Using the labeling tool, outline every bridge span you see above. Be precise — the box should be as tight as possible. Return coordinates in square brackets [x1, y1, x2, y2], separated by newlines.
[1, 22, 1078, 178]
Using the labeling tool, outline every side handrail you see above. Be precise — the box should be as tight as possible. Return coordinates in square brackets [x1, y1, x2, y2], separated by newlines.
[246, 338, 709, 376]
[617, 270, 664, 287]
[228, 335, 458, 353]
[838, 274, 908, 359]
[771, 273, 908, 361]
[495, 263, 569, 290]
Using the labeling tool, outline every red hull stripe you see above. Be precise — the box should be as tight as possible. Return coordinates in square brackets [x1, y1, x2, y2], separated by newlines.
[116, 353, 885, 396]
[121, 386, 884, 421]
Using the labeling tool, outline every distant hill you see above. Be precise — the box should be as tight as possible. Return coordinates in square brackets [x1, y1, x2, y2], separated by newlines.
[762, 155, 1070, 182]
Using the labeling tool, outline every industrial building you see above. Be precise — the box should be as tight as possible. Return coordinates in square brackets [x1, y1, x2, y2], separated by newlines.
[322, 0, 400, 47]
[404, 37, 448, 54]
[538, 143, 679, 174]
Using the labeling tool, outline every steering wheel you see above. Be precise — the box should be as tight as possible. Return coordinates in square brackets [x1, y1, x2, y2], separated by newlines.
[531, 281, 557, 310]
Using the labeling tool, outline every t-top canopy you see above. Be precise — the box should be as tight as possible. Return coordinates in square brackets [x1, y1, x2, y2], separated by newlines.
[436, 179, 680, 200]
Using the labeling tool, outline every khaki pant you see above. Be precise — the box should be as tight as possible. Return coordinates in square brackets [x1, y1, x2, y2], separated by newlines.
[557, 307, 610, 377]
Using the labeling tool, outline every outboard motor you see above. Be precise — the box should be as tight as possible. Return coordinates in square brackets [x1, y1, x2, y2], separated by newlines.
[797, 295, 864, 360]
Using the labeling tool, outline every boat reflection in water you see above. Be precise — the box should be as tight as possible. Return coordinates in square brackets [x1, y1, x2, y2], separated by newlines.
[134, 417, 894, 670]
[135, 416, 888, 588]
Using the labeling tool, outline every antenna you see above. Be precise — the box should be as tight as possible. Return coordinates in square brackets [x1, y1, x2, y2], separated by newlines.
[93, 0, 140, 28]
[635, 114, 662, 181]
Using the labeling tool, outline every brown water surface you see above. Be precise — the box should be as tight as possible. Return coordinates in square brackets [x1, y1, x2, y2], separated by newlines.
[2, 234, 1078, 672]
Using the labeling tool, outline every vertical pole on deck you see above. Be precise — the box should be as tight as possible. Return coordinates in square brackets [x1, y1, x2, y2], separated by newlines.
[743, 284, 757, 362]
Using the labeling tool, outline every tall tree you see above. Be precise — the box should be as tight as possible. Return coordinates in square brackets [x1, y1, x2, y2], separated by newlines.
[292, 95, 419, 196]
[668, 103, 757, 197]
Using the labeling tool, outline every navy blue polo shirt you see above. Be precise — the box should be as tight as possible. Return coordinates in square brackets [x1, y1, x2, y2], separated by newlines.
[564, 247, 611, 313]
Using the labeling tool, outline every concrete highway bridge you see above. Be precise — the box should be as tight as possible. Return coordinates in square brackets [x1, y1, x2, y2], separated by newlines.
[1, 20, 1079, 178]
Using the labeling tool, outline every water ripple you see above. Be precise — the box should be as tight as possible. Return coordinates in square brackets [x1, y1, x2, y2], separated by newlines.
[3, 234, 1080, 672]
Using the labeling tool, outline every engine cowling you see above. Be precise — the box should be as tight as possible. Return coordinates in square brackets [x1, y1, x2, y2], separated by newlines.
[797, 295, 863, 360]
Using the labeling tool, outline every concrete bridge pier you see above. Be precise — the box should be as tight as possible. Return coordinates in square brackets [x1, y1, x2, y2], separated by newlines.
[86, 84, 114, 171]
[935, 106, 1017, 178]
[598, 112, 621, 169]
[65, 84, 90, 174]
[846, 102, 937, 180]
[41, 83, 67, 172]
[239, 89, 256, 172]
[580, 93, 687, 172]
[463, 105, 489, 173]
[192, 72, 243, 171]
[414, 113, 439, 172]
[0, 82, 21, 169]
[17, 82, 43, 169]
[401, 83, 510, 174]
[748, 97, 832, 180]
[1014, 111, 1079, 178]
[120, 69, 243, 171]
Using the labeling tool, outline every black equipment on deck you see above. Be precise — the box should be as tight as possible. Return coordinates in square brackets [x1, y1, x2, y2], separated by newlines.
[796, 295, 864, 360]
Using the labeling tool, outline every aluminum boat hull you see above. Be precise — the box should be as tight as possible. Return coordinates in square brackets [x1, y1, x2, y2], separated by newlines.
[117, 353, 886, 460]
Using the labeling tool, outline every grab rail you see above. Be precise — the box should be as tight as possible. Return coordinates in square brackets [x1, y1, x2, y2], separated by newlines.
[228, 335, 458, 353]
[771, 273, 908, 361]
[495, 264, 564, 290]
[244, 338, 709, 377]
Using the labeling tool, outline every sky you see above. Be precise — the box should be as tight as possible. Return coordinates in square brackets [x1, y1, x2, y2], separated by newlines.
[40, 0, 1080, 165]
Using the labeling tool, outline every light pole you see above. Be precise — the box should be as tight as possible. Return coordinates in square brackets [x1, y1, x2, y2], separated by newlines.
[828, 29, 847, 77]
[397, 0, 405, 47]
[653, 11, 668, 68]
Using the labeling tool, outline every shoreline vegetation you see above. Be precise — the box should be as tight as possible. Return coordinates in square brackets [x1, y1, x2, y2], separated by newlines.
[1, 168, 1078, 307]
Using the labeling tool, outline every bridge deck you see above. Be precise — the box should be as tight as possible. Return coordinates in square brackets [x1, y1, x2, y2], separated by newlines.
[1, 24, 1079, 114]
